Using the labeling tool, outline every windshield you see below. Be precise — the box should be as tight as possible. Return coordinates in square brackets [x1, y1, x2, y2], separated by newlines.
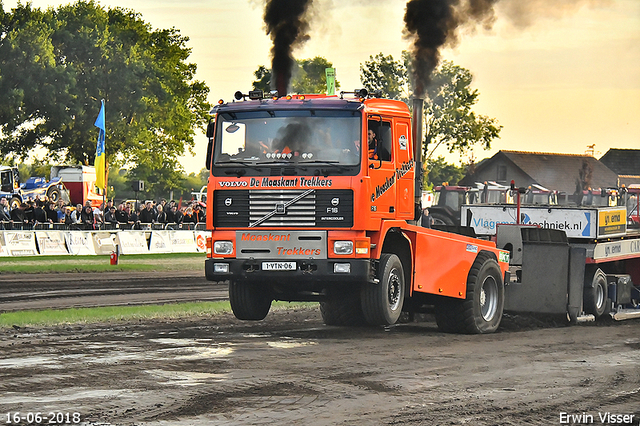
[213, 110, 361, 167]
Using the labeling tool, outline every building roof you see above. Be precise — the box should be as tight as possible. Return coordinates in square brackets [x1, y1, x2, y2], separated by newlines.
[470, 150, 619, 194]
[599, 148, 640, 176]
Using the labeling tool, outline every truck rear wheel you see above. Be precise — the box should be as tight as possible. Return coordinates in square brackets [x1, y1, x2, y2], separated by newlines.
[320, 294, 366, 326]
[584, 268, 609, 319]
[361, 253, 405, 326]
[435, 252, 504, 334]
[10, 196, 21, 209]
[47, 187, 60, 203]
[229, 280, 272, 321]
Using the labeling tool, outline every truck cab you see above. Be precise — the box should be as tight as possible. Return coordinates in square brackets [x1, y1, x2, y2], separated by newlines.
[205, 91, 509, 332]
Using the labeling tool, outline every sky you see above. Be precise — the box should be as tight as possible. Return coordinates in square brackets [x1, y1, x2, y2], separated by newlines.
[3, 0, 640, 173]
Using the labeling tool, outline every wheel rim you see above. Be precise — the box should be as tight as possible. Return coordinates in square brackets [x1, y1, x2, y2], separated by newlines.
[595, 281, 605, 310]
[387, 267, 402, 311]
[480, 275, 498, 322]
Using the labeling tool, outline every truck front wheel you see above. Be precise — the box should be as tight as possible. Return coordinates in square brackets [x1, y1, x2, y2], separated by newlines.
[435, 252, 504, 334]
[361, 254, 405, 326]
[229, 280, 272, 321]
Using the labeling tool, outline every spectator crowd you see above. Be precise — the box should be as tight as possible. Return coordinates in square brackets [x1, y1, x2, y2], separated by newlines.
[0, 196, 206, 231]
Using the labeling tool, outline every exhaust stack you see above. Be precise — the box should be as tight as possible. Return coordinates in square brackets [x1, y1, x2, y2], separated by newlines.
[412, 98, 424, 221]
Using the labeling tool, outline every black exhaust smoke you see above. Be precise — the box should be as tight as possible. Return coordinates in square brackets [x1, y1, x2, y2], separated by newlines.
[264, 0, 313, 96]
[404, 0, 609, 97]
[404, 0, 498, 98]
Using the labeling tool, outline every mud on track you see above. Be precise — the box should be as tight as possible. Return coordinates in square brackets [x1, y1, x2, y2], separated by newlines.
[1, 308, 640, 426]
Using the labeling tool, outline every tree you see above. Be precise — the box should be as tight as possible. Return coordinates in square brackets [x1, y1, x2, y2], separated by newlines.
[425, 156, 465, 188]
[0, 1, 211, 173]
[359, 55, 501, 162]
[423, 61, 501, 162]
[252, 56, 340, 94]
[360, 52, 409, 101]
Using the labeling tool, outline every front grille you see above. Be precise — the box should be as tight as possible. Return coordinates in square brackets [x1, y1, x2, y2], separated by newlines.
[214, 189, 353, 228]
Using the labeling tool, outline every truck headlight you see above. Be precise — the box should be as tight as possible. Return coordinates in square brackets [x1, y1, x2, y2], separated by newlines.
[333, 240, 353, 255]
[213, 241, 233, 255]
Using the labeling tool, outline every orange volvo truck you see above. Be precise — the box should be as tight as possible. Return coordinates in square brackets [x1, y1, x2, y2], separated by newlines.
[203, 89, 512, 333]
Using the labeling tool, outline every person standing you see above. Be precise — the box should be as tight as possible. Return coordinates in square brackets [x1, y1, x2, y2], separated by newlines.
[0, 197, 10, 221]
[70, 204, 83, 225]
[139, 201, 155, 224]
[156, 204, 168, 225]
[81, 205, 95, 230]
[115, 203, 129, 224]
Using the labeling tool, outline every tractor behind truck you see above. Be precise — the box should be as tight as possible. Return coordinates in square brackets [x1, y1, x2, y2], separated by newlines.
[203, 90, 640, 333]
[0, 165, 68, 208]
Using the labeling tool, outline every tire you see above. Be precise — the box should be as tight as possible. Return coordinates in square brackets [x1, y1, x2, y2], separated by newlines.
[430, 213, 454, 226]
[434, 252, 504, 334]
[584, 268, 609, 319]
[361, 253, 405, 326]
[229, 280, 272, 321]
[47, 187, 60, 203]
[10, 196, 21, 209]
[320, 294, 366, 326]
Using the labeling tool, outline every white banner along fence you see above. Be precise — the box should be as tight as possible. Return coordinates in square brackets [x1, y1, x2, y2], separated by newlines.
[0, 230, 209, 257]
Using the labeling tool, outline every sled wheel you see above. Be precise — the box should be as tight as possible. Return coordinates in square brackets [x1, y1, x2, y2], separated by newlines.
[584, 268, 609, 319]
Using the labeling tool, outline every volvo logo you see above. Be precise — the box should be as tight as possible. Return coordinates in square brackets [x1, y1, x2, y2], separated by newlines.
[331, 197, 340, 206]
[275, 203, 286, 214]
[225, 198, 232, 207]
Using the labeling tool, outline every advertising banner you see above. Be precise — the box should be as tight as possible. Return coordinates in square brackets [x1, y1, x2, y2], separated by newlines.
[149, 230, 172, 253]
[35, 231, 69, 255]
[64, 231, 96, 256]
[2, 231, 38, 256]
[170, 230, 198, 253]
[195, 231, 208, 253]
[92, 231, 119, 255]
[116, 231, 149, 255]
[0, 233, 7, 257]
[462, 205, 598, 239]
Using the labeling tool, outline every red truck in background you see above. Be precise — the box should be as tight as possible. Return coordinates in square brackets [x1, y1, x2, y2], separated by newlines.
[50, 165, 104, 208]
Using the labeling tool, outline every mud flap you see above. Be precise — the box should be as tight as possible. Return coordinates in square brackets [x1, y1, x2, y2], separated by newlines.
[504, 228, 584, 317]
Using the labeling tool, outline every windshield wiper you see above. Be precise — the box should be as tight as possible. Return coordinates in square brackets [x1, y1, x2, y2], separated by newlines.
[216, 160, 263, 177]
[298, 160, 353, 175]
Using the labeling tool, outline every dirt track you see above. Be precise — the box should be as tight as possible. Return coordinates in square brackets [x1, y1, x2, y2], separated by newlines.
[2, 305, 640, 425]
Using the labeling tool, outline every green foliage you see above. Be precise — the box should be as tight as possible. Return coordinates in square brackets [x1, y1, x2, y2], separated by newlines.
[252, 56, 340, 95]
[252, 65, 272, 92]
[360, 52, 409, 101]
[0, 1, 211, 172]
[425, 156, 465, 187]
[358, 55, 501, 162]
[423, 61, 502, 161]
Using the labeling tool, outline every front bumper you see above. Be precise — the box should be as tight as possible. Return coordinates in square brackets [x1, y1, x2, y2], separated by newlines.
[205, 257, 373, 286]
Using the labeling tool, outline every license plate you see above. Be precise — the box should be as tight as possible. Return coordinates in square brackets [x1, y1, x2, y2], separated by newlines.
[262, 261, 297, 271]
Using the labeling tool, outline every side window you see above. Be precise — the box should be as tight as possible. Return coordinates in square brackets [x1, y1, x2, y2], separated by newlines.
[378, 121, 392, 162]
[367, 119, 392, 162]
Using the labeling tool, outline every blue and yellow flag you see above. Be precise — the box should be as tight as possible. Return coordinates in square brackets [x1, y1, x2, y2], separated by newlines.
[94, 99, 106, 191]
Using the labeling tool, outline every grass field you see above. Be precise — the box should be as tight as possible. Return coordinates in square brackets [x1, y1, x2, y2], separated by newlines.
[0, 252, 206, 274]
[0, 253, 316, 327]
[0, 301, 316, 328]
